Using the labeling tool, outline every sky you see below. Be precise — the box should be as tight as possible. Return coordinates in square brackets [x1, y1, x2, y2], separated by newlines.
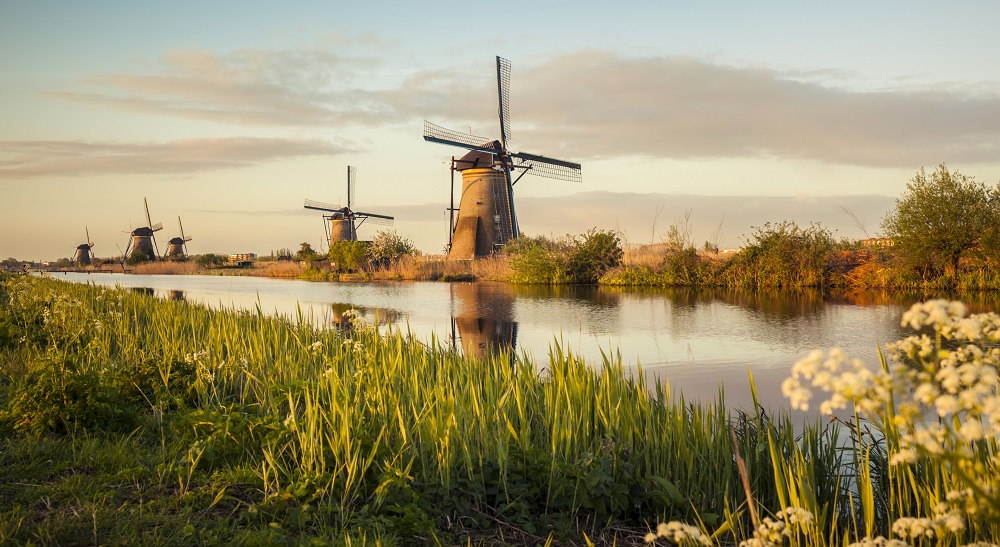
[2, 1, 1000, 260]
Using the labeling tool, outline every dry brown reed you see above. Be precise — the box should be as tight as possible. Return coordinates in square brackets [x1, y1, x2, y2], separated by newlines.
[258, 261, 306, 278]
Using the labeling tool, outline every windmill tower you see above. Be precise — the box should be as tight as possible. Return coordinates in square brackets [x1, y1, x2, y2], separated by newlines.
[424, 56, 582, 259]
[122, 198, 162, 262]
[165, 217, 192, 258]
[303, 166, 394, 249]
[73, 227, 95, 265]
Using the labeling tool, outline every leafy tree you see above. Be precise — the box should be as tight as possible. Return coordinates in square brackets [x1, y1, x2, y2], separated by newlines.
[296, 242, 321, 262]
[368, 231, 415, 265]
[2, 257, 19, 269]
[881, 164, 999, 275]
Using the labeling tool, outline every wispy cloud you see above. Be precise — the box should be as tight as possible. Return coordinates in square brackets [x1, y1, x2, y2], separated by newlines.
[47, 49, 1000, 168]
[0, 137, 349, 177]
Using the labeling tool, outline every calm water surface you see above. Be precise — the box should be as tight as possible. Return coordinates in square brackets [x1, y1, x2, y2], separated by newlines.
[53, 272, 1000, 414]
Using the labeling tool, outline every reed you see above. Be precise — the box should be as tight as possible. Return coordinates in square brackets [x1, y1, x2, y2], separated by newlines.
[2, 274, 998, 544]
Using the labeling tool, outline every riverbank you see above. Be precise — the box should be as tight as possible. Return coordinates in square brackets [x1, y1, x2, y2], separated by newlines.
[2, 273, 998, 545]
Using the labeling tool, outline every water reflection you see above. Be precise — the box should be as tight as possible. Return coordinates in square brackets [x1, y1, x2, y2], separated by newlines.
[168, 289, 185, 301]
[451, 282, 518, 359]
[130, 287, 154, 296]
[54, 272, 1000, 413]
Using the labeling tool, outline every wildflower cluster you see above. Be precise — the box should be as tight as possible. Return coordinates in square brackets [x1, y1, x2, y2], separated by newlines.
[784, 299, 1000, 530]
[738, 507, 815, 547]
[644, 521, 713, 546]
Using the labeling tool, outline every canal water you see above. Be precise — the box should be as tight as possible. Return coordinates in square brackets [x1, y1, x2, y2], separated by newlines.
[53, 272, 996, 415]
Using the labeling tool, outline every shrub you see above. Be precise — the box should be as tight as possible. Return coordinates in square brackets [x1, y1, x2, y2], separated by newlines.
[722, 221, 835, 288]
[327, 240, 369, 272]
[368, 231, 415, 265]
[566, 229, 623, 283]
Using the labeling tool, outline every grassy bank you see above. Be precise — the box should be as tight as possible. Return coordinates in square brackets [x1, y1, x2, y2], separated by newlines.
[1, 274, 998, 545]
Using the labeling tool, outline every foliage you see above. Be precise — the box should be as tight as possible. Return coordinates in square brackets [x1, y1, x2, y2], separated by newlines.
[295, 242, 321, 262]
[507, 230, 623, 284]
[126, 251, 150, 265]
[721, 221, 835, 288]
[367, 231, 415, 265]
[194, 253, 228, 267]
[327, 240, 369, 272]
[881, 164, 1000, 276]
[566, 229, 624, 283]
[505, 235, 572, 284]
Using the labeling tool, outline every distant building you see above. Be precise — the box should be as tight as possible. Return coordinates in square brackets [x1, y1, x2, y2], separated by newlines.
[861, 238, 894, 248]
[228, 253, 257, 262]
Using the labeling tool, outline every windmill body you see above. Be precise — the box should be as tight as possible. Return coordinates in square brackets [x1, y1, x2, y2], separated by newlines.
[449, 149, 514, 259]
[123, 198, 162, 262]
[165, 217, 192, 258]
[424, 56, 582, 259]
[304, 166, 393, 249]
[73, 227, 95, 265]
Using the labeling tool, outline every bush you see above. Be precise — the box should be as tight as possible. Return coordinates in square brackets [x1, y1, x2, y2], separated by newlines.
[506, 235, 571, 284]
[368, 231, 415, 265]
[722, 221, 835, 288]
[566, 229, 623, 283]
[327, 240, 369, 272]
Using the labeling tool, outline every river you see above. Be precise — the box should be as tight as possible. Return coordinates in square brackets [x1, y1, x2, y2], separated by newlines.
[51, 271, 995, 415]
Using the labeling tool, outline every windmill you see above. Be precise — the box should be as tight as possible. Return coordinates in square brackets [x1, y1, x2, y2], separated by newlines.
[303, 166, 394, 249]
[424, 56, 582, 259]
[165, 216, 192, 258]
[122, 198, 162, 262]
[73, 227, 95, 266]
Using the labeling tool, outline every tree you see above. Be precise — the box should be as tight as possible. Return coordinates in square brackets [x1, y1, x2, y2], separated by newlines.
[881, 164, 998, 275]
[296, 242, 320, 262]
[368, 231, 415, 264]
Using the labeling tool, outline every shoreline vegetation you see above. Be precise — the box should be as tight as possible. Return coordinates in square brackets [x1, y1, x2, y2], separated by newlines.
[2, 274, 999, 544]
[31, 165, 1000, 292]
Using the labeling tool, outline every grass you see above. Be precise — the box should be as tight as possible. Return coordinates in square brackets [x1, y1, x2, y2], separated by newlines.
[1, 273, 997, 544]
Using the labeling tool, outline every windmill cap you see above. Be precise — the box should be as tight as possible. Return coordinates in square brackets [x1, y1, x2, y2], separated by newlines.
[455, 148, 499, 171]
[132, 227, 155, 236]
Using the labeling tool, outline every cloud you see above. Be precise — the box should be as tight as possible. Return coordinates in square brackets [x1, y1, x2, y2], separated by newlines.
[0, 137, 349, 177]
[48, 48, 394, 127]
[47, 49, 1000, 168]
[417, 52, 1000, 167]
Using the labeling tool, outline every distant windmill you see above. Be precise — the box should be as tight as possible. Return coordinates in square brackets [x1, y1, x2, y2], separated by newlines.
[303, 166, 394, 249]
[73, 227, 95, 266]
[165, 216, 192, 258]
[424, 56, 582, 259]
[122, 198, 162, 263]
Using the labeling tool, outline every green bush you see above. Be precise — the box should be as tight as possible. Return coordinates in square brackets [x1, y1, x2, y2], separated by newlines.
[566, 229, 623, 283]
[368, 231, 415, 265]
[327, 240, 369, 272]
[722, 221, 835, 288]
[506, 235, 571, 284]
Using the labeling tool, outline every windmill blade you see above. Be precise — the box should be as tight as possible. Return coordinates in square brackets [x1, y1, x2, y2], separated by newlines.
[86, 226, 93, 246]
[354, 210, 394, 221]
[424, 121, 497, 153]
[356, 215, 394, 227]
[347, 166, 357, 211]
[496, 56, 512, 146]
[511, 152, 582, 183]
[150, 222, 163, 232]
[144, 197, 153, 229]
[178, 216, 187, 241]
[304, 198, 345, 213]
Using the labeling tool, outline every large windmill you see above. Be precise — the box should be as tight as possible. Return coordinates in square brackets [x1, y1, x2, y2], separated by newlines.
[424, 56, 582, 259]
[165, 216, 192, 258]
[73, 227, 95, 266]
[122, 198, 162, 262]
[303, 166, 394, 249]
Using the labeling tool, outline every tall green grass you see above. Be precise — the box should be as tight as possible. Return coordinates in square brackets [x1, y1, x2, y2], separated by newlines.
[2, 273, 997, 544]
